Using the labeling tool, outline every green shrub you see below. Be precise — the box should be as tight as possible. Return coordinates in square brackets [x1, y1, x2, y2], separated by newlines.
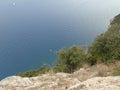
[53, 45, 85, 73]
[110, 14, 120, 25]
[16, 65, 50, 77]
[85, 53, 97, 65]
[112, 66, 120, 76]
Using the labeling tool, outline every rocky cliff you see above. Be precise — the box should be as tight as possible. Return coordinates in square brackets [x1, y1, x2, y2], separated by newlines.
[0, 68, 120, 90]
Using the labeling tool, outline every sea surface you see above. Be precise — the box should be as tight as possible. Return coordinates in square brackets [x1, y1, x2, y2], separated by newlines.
[0, 0, 120, 79]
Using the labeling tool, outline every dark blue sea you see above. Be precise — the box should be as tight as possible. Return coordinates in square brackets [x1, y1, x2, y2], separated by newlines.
[0, 0, 120, 79]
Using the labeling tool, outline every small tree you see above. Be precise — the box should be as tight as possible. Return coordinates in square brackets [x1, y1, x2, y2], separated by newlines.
[54, 45, 85, 73]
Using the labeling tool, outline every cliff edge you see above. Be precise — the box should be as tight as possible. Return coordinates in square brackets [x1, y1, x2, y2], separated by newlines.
[0, 68, 120, 90]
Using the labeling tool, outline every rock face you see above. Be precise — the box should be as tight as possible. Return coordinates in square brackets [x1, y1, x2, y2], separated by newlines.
[0, 69, 120, 90]
[68, 76, 120, 90]
[0, 73, 80, 90]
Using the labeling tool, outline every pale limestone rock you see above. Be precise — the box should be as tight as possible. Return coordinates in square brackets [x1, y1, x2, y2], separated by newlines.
[0, 69, 120, 90]
[0, 73, 80, 90]
[68, 76, 120, 90]
[0, 76, 33, 87]
[72, 68, 98, 81]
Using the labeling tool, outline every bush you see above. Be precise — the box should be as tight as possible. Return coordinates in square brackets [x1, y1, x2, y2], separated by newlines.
[53, 45, 85, 73]
[112, 66, 120, 76]
[85, 53, 97, 65]
[16, 65, 50, 77]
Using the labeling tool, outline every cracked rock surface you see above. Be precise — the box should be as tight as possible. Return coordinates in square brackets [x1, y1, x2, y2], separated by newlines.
[0, 69, 120, 90]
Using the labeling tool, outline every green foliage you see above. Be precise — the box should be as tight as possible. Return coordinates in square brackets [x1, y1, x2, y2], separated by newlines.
[111, 14, 120, 25]
[85, 53, 97, 65]
[112, 66, 120, 76]
[89, 14, 120, 63]
[53, 45, 85, 73]
[16, 65, 50, 77]
[89, 34, 111, 62]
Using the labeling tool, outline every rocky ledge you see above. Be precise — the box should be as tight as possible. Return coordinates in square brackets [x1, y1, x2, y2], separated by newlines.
[0, 68, 120, 90]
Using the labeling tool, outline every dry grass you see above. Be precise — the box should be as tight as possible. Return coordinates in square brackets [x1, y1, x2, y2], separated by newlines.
[82, 63, 91, 69]
[48, 69, 55, 75]
[97, 61, 120, 76]
[96, 64, 110, 76]
[81, 61, 120, 77]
